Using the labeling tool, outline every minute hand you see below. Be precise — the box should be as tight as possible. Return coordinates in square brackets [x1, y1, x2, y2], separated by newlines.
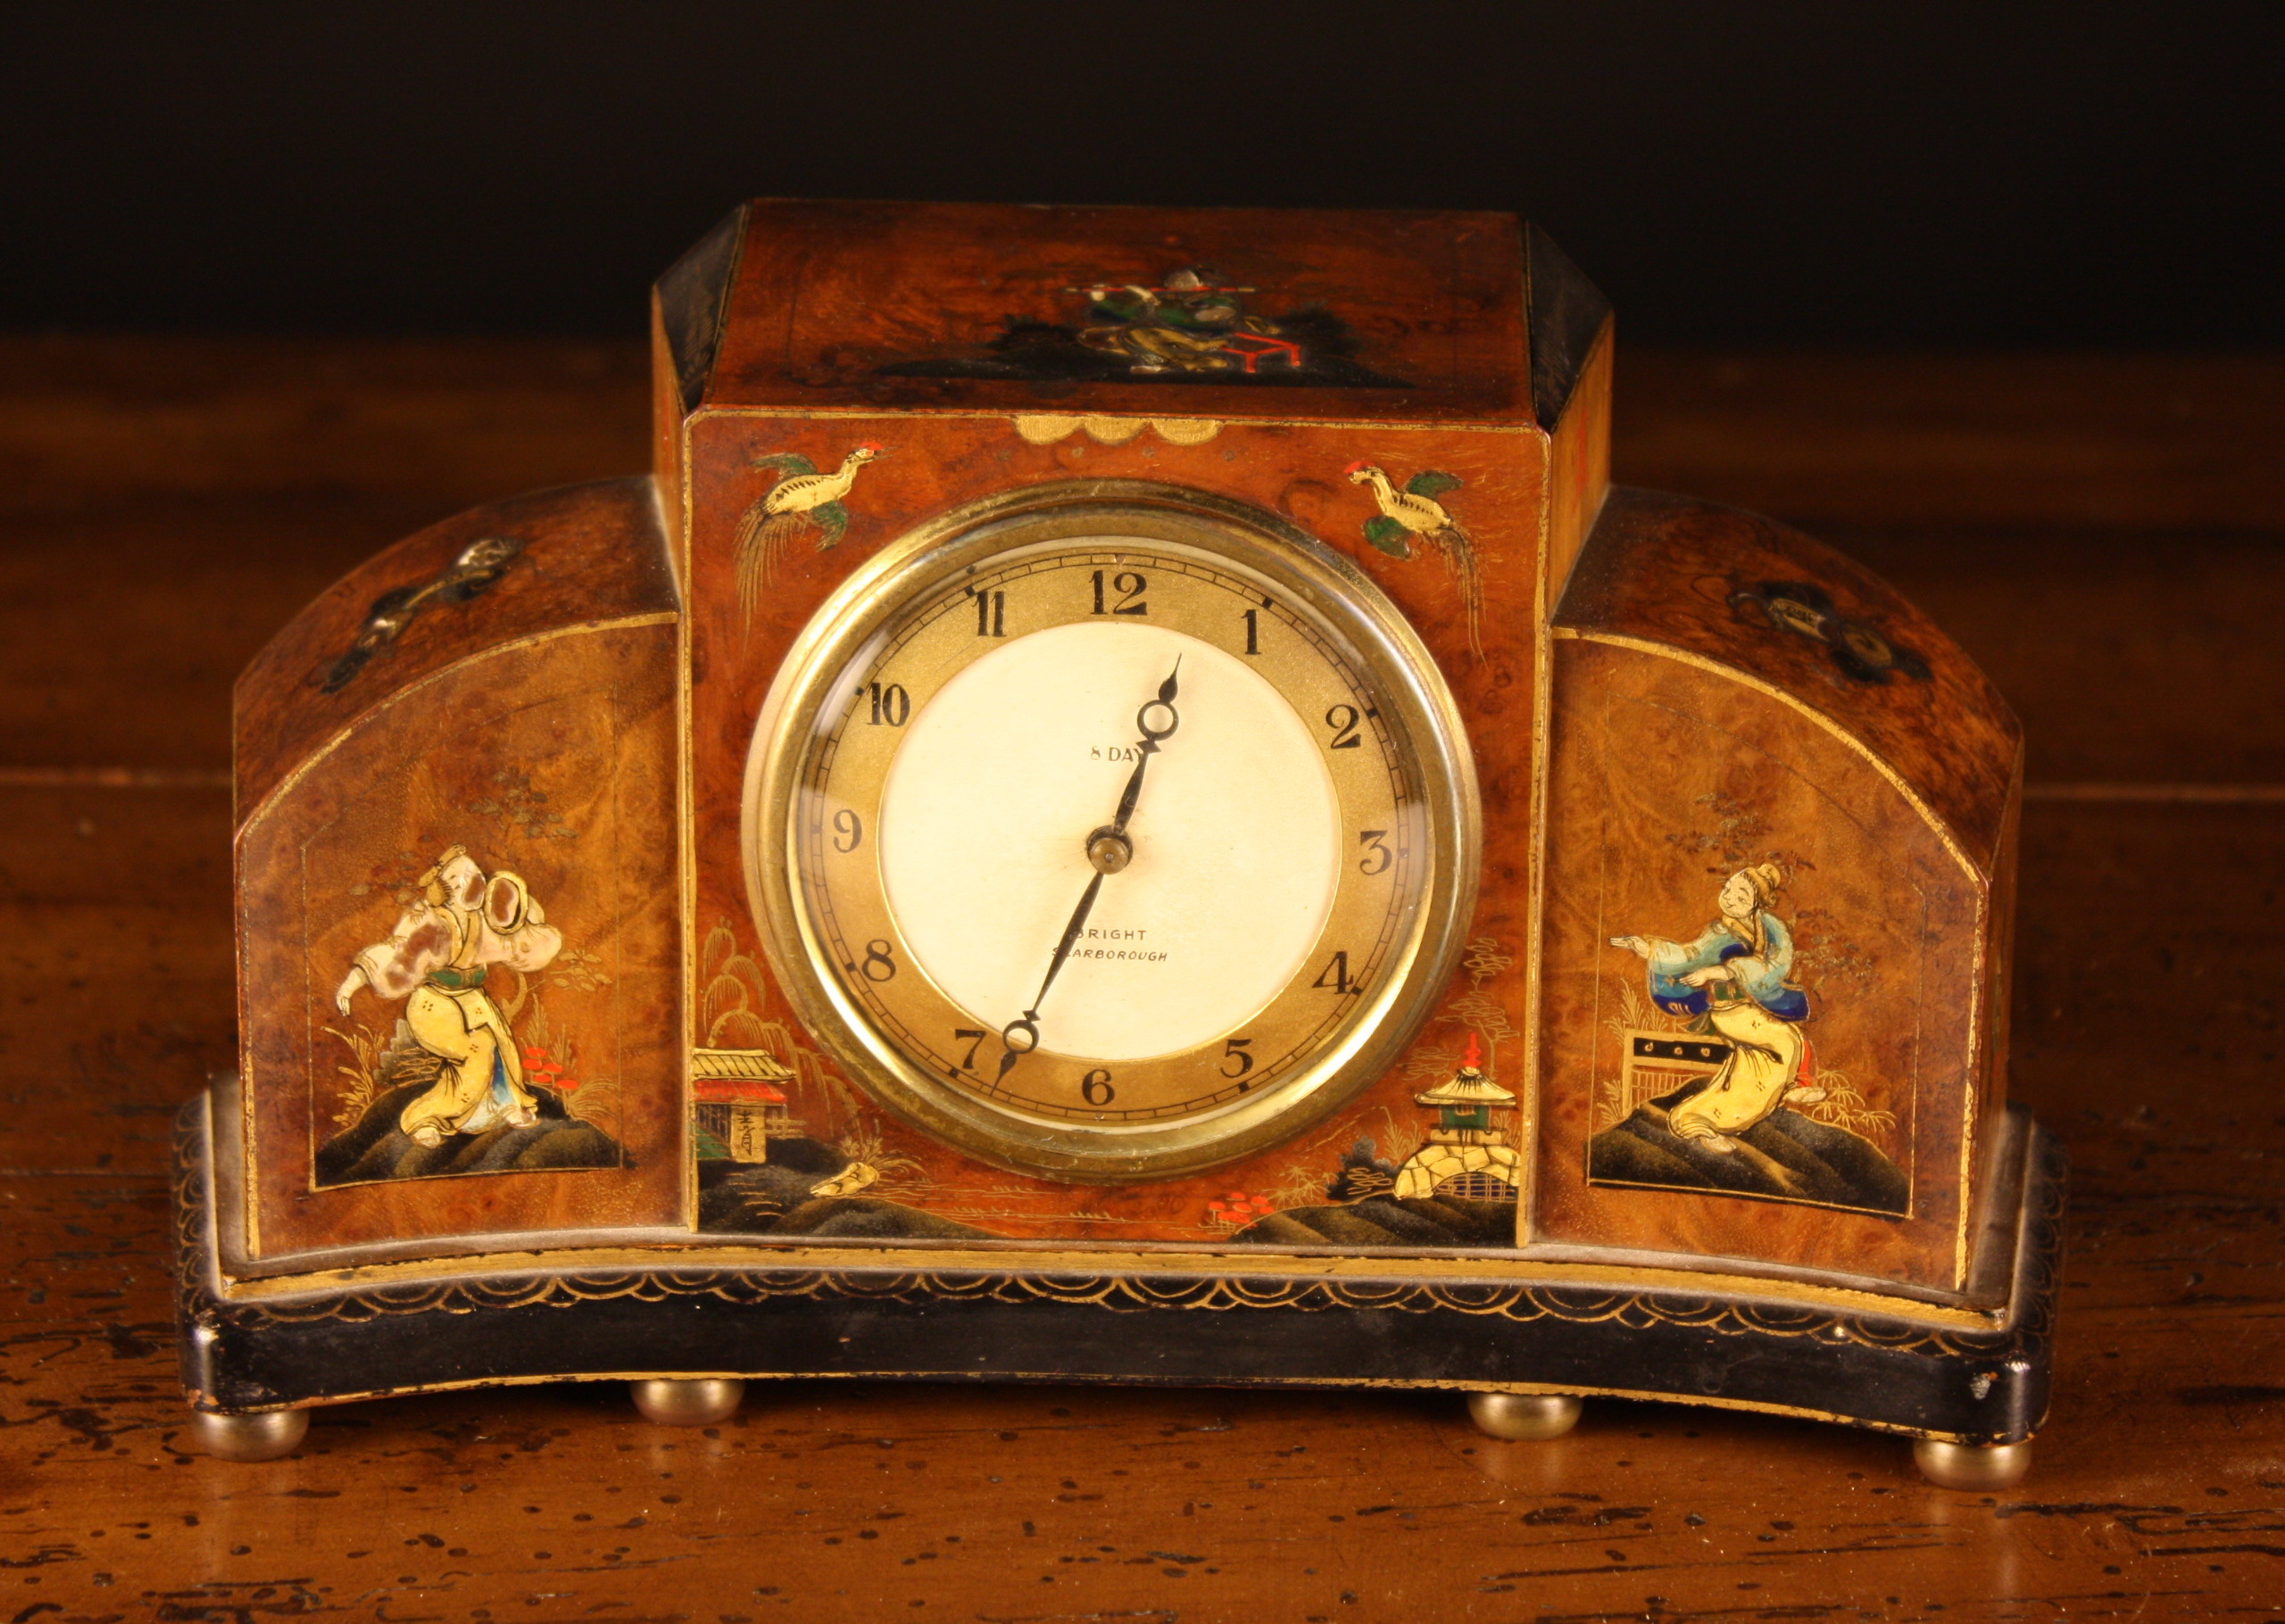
[993, 867, 1103, 1082]
[1016, 872, 1107, 1043]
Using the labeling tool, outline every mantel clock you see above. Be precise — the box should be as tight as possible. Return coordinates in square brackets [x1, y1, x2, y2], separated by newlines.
[179, 202, 2057, 1487]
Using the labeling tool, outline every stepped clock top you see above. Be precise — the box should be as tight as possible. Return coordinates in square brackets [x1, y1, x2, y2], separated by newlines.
[660, 199, 1541, 423]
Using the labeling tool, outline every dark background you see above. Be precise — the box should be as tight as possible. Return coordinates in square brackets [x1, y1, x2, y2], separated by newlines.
[4, 3, 2279, 348]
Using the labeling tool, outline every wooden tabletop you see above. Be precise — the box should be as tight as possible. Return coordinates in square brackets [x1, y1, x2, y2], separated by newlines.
[2, 336, 2281, 1618]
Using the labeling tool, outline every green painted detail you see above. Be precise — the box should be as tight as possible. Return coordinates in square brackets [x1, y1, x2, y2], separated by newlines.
[813, 501, 850, 548]
[1363, 513, 1413, 557]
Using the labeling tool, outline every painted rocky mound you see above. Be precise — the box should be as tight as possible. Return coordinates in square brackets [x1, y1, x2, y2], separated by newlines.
[1233, 1194, 1517, 1248]
[1589, 1091, 1908, 1214]
[313, 1078, 622, 1187]
[696, 1137, 993, 1240]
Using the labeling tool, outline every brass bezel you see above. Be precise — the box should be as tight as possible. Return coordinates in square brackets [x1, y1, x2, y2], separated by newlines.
[743, 479, 1480, 1182]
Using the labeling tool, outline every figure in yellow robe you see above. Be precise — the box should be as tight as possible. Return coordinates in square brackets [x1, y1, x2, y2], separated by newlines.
[1610, 862, 1817, 1150]
[334, 845, 563, 1148]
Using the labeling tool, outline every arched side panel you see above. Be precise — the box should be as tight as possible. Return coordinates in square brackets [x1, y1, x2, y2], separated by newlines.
[1552, 487, 2021, 875]
[232, 476, 686, 1267]
[234, 477, 675, 819]
[1534, 634, 1984, 1297]
[237, 621, 682, 1264]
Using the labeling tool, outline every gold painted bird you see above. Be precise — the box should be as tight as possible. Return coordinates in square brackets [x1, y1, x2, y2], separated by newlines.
[732, 443, 884, 630]
[1345, 460, 1483, 660]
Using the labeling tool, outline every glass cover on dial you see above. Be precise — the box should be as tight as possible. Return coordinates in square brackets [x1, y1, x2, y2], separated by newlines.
[748, 493, 1473, 1181]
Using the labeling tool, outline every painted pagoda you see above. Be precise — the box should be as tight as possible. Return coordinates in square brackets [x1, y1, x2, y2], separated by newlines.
[1391, 1032, 1521, 1201]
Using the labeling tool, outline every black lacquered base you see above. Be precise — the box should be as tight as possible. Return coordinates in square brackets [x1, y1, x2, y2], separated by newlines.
[174, 1095, 2061, 1447]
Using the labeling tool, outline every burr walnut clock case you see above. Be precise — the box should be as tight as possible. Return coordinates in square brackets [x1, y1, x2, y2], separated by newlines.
[179, 200, 2059, 1479]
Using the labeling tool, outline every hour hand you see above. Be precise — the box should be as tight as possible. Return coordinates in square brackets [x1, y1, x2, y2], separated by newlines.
[1107, 658, 1182, 840]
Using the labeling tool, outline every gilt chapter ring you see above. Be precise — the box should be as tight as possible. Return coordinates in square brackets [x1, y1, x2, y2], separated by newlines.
[736, 478, 1482, 1182]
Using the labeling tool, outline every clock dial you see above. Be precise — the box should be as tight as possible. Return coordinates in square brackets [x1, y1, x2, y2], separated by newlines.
[878, 617, 1346, 1071]
[745, 487, 1476, 1181]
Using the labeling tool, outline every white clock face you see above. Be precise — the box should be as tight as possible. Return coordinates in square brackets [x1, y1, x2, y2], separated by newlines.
[878, 617, 1343, 1065]
[745, 489, 1476, 1181]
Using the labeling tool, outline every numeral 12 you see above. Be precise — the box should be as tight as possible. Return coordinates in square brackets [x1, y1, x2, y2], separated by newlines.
[1091, 570, 1148, 616]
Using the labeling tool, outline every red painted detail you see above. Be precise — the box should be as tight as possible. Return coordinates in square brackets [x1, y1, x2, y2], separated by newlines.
[691, 1078, 788, 1105]
[1218, 333, 1303, 373]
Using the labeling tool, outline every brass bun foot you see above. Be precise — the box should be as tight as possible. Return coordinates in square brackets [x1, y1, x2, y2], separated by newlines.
[189, 1407, 309, 1462]
[1913, 1438, 2032, 1489]
[1467, 1391, 1583, 1441]
[630, 1378, 745, 1426]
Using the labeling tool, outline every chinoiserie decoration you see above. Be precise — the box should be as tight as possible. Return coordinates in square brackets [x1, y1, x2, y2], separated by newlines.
[731, 443, 883, 623]
[1391, 1034, 1520, 1201]
[690, 1048, 792, 1164]
[181, 200, 2053, 1490]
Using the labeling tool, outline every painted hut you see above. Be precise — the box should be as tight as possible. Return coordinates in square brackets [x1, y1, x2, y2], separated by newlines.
[1391, 1033, 1521, 1201]
[691, 1047, 794, 1164]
